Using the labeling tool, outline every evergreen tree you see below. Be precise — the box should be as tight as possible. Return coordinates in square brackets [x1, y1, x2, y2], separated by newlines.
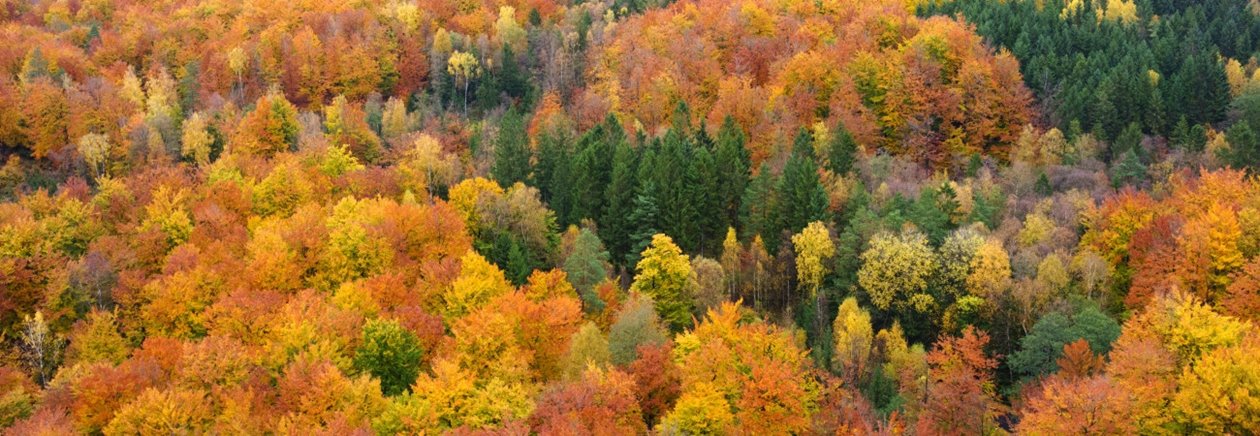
[601, 136, 639, 268]
[1111, 149, 1146, 188]
[1174, 52, 1232, 127]
[690, 145, 723, 254]
[1110, 121, 1143, 163]
[909, 184, 952, 246]
[564, 228, 612, 313]
[626, 181, 661, 268]
[741, 163, 780, 251]
[714, 116, 750, 233]
[569, 119, 617, 223]
[1227, 121, 1260, 171]
[828, 123, 858, 175]
[777, 128, 831, 238]
[534, 126, 574, 223]
[1034, 173, 1053, 197]
[492, 107, 531, 187]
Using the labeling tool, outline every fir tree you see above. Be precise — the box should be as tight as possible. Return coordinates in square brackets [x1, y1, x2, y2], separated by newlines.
[828, 123, 858, 175]
[777, 128, 831, 238]
[492, 107, 531, 187]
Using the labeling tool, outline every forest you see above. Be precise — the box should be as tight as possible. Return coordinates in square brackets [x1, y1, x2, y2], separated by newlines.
[0, 0, 1259, 433]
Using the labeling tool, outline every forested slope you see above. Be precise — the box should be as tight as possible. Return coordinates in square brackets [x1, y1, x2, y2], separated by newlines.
[0, 0, 1259, 434]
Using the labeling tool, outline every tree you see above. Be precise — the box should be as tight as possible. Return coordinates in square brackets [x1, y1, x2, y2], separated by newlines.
[828, 123, 858, 175]
[560, 322, 610, 380]
[832, 297, 873, 383]
[1008, 305, 1121, 379]
[965, 239, 1011, 302]
[629, 234, 697, 332]
[1226, 121, 1259, 170]
[530, 368, 645, 434]
[354, 318, 424, 396]
[180, 113, 214, 166]
[494, 6, 527, 49]
[792, 221, 835, 297]
[914, 327, 1001, 435]
[858, 229, 937, 312]
[102, 387, 214, 435]
[66, 310, 128, 366]
[741, 164, 779, 250]
[1017, 375, 1134, 434]
[777, 129, 831, 234]
[608, 295, 668, 366]
[234, 92, 299, 156]
[492, 107, 530, 186]
[668, 302, 820, 433]
[1171, 337, 1260, 433]
[714, 117, 751, 229]
[77, 133, 110, 178]
[1111, 149, 1146, 188]
[562, 228, 612, 313]
[22, 79, 68, 159]
[625, 183, 661, 268]
[442, 250, 514, 321]
[447, 51, 480, 116]
[19, 311, 64, 387]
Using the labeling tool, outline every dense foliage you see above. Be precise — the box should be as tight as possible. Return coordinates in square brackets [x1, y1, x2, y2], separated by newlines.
[1, 0, 1260, 433]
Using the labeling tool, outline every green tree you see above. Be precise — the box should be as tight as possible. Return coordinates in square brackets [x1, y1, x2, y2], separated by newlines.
[563, 228, 612, 313]
[714, 116, 751, 232]
[777, 129, 831, 235]
[1007, 305, 1120, 379]
[828, 122, 858, 175]
[741, 163, 780, 250]
[608, 294, 669, 365]
[492, 107, 530, 186]
[601, 139, 639, 266]
[1226, 121, 1259, 171]
[354, 318, 425, 396]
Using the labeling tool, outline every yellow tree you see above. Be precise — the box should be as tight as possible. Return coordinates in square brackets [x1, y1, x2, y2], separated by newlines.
[965, 239, 1012, 302]
[720, 227, 742, 298]
[180, 112, 214, 166]
[77, 133, 110, 178]
[630, 234, 698, 332]
[832, 297, 873, 383]
[858, 228, 937, 312]
[441, 250, 514, 321]
[447, 51, 480, 116]
[792, 221, 834, 296]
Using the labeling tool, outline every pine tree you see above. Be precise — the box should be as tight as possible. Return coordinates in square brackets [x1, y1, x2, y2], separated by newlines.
[1034, 172, 1053, 197]
[741, 163, 780, 251]
[777, 128, 831, 237]
[1227, 121, 1260, 171]
[602, 136, 639, 268]
[714, 116, 750, 234]
[535, 127, 574, 224]
[1111, 149, 1146, 188]
[492, 107, 531, 187]
[1110, 121, 1143, 163]
[626, 181, 661, 268]
[828, 123, 858, 175]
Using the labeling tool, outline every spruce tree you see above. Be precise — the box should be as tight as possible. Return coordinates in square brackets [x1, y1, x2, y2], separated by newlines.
[601, 137, 639, 268]
[777, 128, 831, 237]
[741, 163, 780, 251]
[492, 107, 531, 187]
[828, 123, 858, 175]
[625, 181, 661, 268]
[1227, 121, 1260, 171]
[714, 116, 750, 232]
